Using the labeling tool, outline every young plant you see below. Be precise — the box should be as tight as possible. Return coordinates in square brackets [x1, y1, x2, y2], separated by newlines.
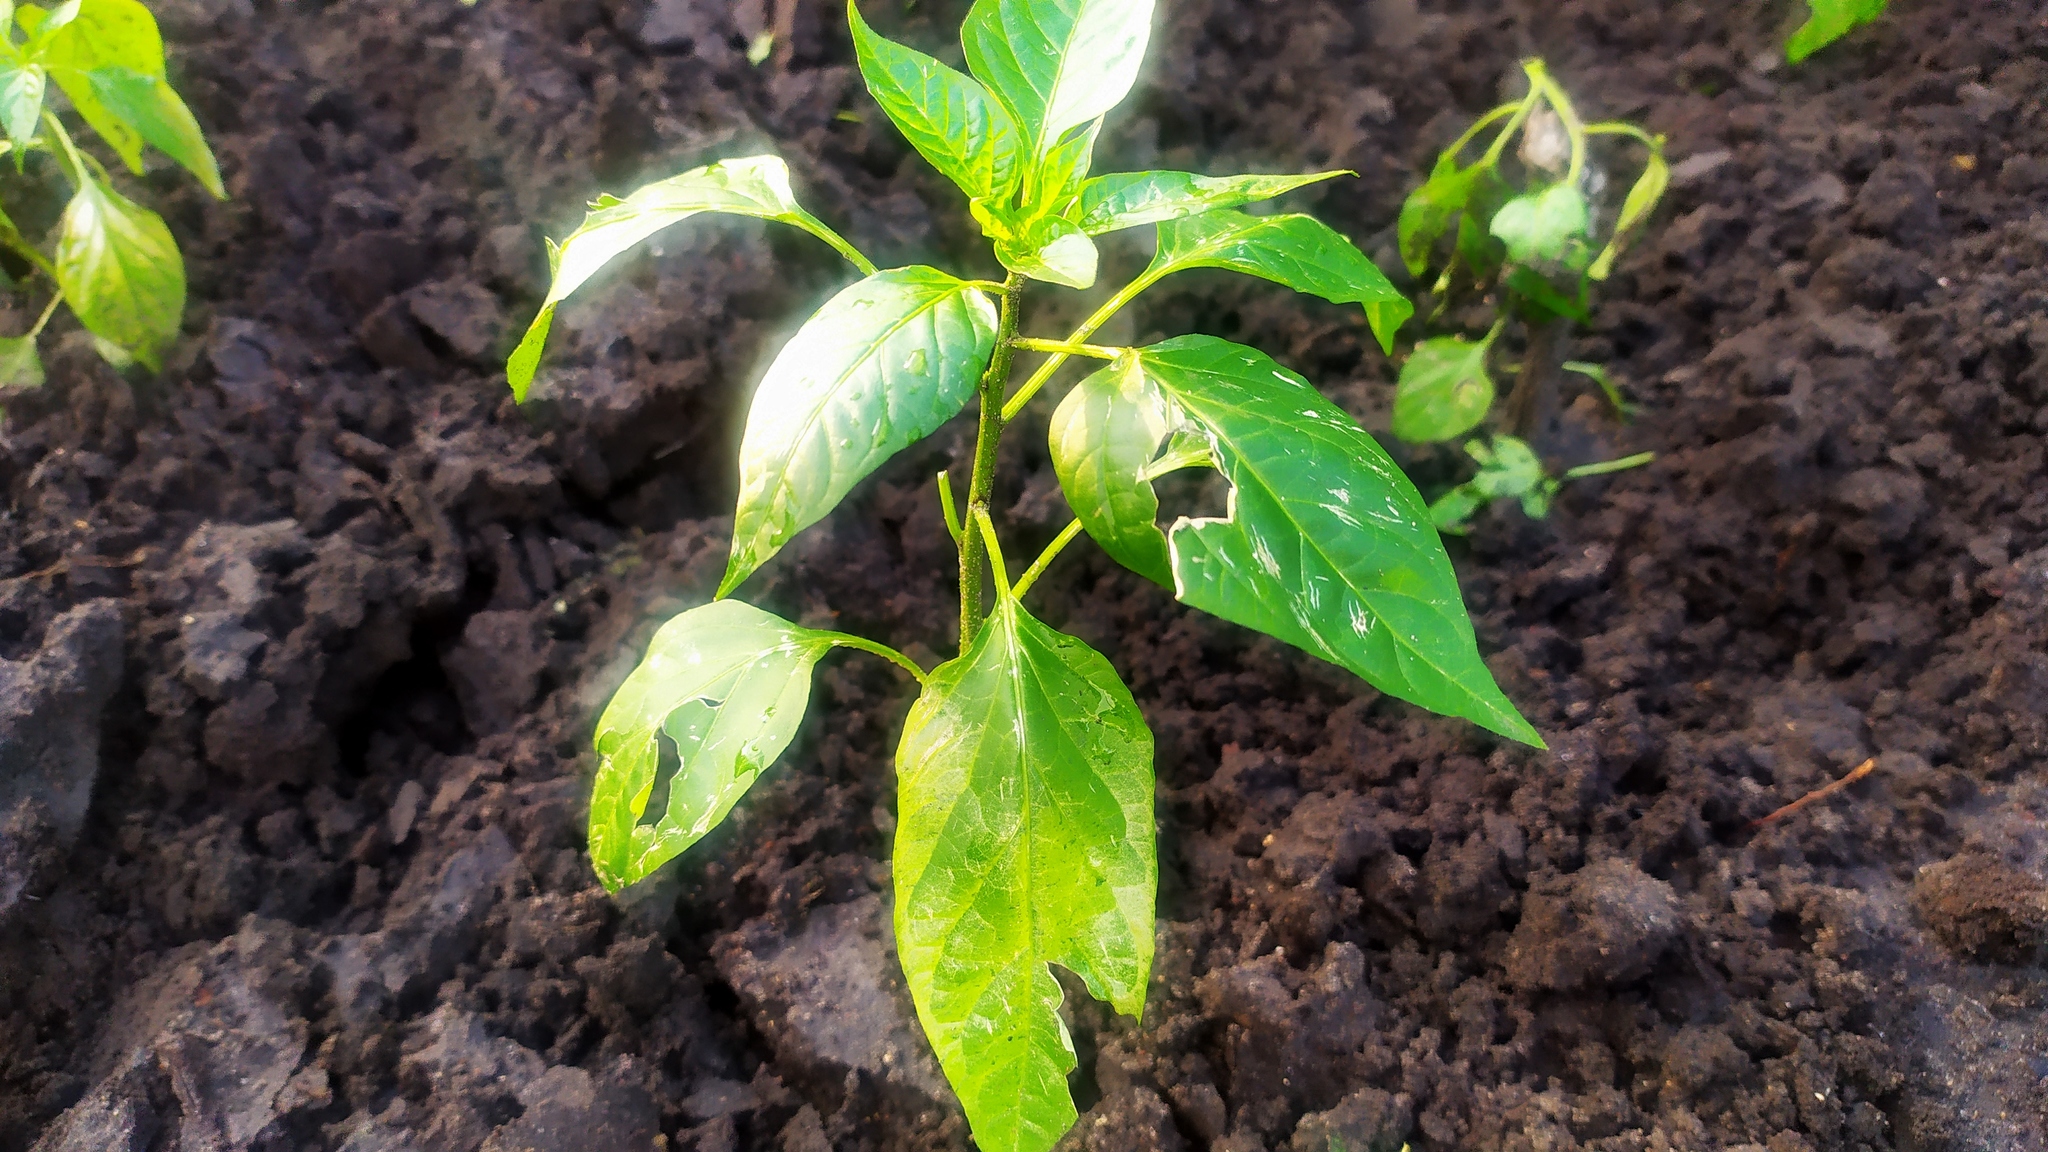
[508, 2, 1541, 1148]
[1786, 0, 1888, 63]
[1392, 59, 1662, 521]
[1428, 433, 1653, 535]
[0, 0, 224, 387]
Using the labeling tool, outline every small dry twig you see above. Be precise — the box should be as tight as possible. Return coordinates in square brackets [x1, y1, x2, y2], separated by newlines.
[1748, 757, 1878, 830]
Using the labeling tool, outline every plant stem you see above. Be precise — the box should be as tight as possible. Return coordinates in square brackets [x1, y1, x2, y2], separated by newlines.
[27, 290, 63, 338]
[822, 633, 930, 685]
[1009, 336, 1121, 359]
[1002, 271, 1154, 420]
[1501, 315, 1567, 440]
[959, 273, 1026, 648]
[1011, 518, 1085, 601]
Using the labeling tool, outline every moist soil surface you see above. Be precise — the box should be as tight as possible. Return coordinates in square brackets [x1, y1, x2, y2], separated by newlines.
[4, 0, 2048, 1149]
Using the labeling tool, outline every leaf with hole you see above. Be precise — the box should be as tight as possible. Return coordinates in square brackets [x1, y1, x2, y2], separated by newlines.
[1075, 168, 1348, 236]
[720, 267, 999, 596]
[591, 600, 859, 892]
[506, 156, 873, 399]
[1146, 209, 1412, 354]
[894, 594, 1154, 1152]
[848, 1, 1025, 201]
[1393, 335, 1495, 444]
[55, 177, 183, 371]
[1131, 335, 1542, 745]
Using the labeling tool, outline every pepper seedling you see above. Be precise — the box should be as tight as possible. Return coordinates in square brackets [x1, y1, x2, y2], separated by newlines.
[0, 0, 224, 389]
[507, 2, 1542, 1149]
[1428, 434, 1654, 535]
[1391, 59, 1661, 522]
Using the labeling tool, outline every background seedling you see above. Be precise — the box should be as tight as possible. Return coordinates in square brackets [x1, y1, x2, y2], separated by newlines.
[506, 1, 1543, 1148]
[0, 0, 224, 389]
[1428, 434, 1654, 535]
[1393, 59, 1661, 525]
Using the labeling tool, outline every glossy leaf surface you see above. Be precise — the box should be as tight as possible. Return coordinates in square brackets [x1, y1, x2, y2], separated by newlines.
[721, 267, 998, 595]
[1393, 335, 1494, 444]
[895, 596, 1154, 1152]
[589, 600, 840, 892]
[507, 156, 872, 399]
[994, 212, 1098, 288]
[960, 0, 1154, 167]
[26, 0, 223, 195]
[54, 178, 182, 370]
[1075, 169, 1346, 236]
[1786, 0, 1887, 62]
[1048, 354, 1174, 584]
[1136, 336, 1541, 745]
[1489, 184, 1588, 265]
[848, 1, 1023, 200]
[1022, 115, 1100, 212]
[1147, 209, 1412, 354]
[0, 59, 43, 150]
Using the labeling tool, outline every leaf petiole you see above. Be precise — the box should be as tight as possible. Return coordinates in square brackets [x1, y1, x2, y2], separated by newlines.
[936, 470, 964, 542]
[1001, 270, 1154, 420]
[1011, 518, 1086, 601]
[26, 288, 61, 337]
[818, 631, 930, 684]
[1010, 336, 1122, 359]
[971, 506, 1010, 601]
[1562, 450, 1655, 479]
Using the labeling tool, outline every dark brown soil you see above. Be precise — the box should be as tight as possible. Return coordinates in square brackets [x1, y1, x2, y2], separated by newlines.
[3, 0, 2047, 1150]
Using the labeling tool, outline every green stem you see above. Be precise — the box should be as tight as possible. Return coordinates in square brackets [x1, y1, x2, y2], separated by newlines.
[1583, 121, 1660, 148]
[1445, 102, 1521, 164]
[1001, 270, 1154, 421]
[1478, 83, 1541, 169]
[972, 506, 1010, 602]
[41, 112, 90, 190]
[822, 633, 930, 685]
[1012, 518, 1085, 601]
[1524, 62, 1588, 186]
[959, 272, 1026, 647]
[0, 222, 54, 281]
[1010, 336, 1121, 360]
[935, 470, 963, 542]
[1562, 451, 1655, 479]
[26, 290, 62, 338]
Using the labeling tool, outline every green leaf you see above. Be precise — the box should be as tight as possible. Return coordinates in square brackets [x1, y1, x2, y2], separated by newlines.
[1396, 155, 1479, 278]
[505, 156, 873, 400]
[1489, 184, 1588, 265]
[590, 600, 843, 892]
[79, 66, 223, 197]
[28, 0, 222, 195]
[1428, 435, 1547, 533]
[720, 267, 998, 596]
[1587, 147, 1667, 281]
[1023, 115, 1099, 213]
[1146, 209, 1412, 354]
[994, 212, 1098, 288]
[1786, 0, 1887, 63]
[894, 595, 1154, 1152]
[1133, 335, 1542, 745]
[1393, 335, 1494, 444]
[0, 60, 44, 152]
[960, 0, 1155, 163]
[0, 334, 43, 388]
[1048, 353, 1175, 584]
[847, 0, 1024, 201]
[1075, 168, 1349, 236]
[54, 177, 183, 371]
